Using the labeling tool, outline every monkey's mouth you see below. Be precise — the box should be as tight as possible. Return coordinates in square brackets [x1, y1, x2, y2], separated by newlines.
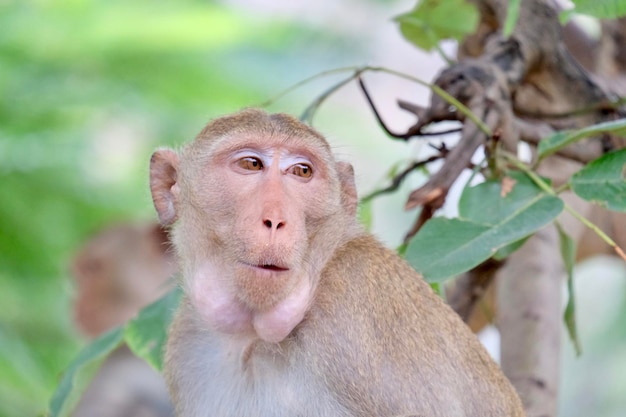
[258, 264, 289, 272]
[241, 262, 290, 272]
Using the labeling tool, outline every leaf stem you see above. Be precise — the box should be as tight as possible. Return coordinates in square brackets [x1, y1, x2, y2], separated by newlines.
[503, 152, 555, 195]
[258, 66, 362, 107]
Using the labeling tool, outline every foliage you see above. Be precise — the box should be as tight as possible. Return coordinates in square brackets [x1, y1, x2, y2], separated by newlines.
[406, 131, 626, 283]
[49, 289, 181, 417]
[557, 224, 581, 356]
[503, 0, 522, 38]
[395, 0, 479, 52]
[570, 149, 626, 212]
[383, 0, 625, 355]
[48, 328, 125, 417]
[538, 119, 626, 160]
[392, 0, 626, 409]
[124, 288, 182, 372]
[564, 0, 626, 20]
[406, 172, 564, 281]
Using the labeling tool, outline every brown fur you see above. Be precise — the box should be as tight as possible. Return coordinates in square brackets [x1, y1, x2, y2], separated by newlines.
[150, 109, 525, 417]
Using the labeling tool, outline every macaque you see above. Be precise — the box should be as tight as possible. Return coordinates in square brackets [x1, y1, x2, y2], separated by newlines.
[150, 109, 526, 417]
[70, 222, 175, 417]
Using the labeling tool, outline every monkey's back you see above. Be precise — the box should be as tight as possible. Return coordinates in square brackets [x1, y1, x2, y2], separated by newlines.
[299, 233, 525, 417]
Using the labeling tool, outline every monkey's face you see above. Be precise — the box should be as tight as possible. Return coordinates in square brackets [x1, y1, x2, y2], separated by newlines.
[187, 131, 339, 302]
[151, 109, 354, 343]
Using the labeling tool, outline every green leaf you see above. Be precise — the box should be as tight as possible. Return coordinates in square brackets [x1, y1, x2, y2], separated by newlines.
[557, 223, 582, 356]
[48, 328, 124, 417]
[406, 172, 564, 281]
[357, 199, 374, 232]
[492, 236, 529, 261]
[48, 289, 182, 417]
[396, 241, 409, 257]
[406, 218, 489, 282]
[503, 0, 521, 38]
[458, 171, 553, 223]
[537, 119, 626, 160]
[569, 0, 626, 19]
[570, 149, 626, 212]
[395, 0, 479, 51]
[125, 287, 182, 372]
[430, 282, 442, 297]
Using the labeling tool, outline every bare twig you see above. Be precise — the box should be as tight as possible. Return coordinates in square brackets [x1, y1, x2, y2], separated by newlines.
[402, 201, 444, 244]
[357, 76, 413, 140]
[405, 104, 497, 211]
[360, 155, 444, 203]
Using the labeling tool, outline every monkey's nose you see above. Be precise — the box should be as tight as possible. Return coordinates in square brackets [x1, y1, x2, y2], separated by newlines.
[263, 219, 286, 230]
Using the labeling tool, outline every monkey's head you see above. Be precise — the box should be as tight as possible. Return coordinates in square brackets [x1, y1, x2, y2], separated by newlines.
[150, 109, 359, 343]
[71, 223, 175, 338]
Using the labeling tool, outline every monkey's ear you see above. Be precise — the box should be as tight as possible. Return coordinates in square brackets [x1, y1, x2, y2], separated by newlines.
[150, 149, 180, 226]
[336, 161, 358, 218]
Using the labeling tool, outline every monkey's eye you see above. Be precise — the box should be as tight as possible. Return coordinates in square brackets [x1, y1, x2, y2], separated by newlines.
[289, 163, 313, 179]
[237, 157, 263, 171]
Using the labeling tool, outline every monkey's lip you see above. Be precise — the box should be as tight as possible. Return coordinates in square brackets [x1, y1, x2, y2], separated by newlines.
[241, 262, 290, 272]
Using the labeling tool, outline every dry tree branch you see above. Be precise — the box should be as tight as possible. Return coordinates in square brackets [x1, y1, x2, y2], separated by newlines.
[360, 153, 445, 204]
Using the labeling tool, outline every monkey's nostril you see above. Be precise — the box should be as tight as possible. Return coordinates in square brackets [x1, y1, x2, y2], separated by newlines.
[264, 219, 286, 229]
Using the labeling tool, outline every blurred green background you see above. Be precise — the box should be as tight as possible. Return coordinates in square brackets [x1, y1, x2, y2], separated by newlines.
[1, 1, 625, 417]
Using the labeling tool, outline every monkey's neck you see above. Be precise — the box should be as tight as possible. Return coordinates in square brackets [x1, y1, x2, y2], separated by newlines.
[215, 330, 292, 374]
[181, 300, 261, 367]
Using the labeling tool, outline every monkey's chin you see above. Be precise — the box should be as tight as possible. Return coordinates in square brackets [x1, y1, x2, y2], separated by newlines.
[235, 263, 295, 312]
[251, 274, 312, 343]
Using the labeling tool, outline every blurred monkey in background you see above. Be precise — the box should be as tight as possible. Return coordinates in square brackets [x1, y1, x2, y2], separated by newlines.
[70, 222, 175, 417]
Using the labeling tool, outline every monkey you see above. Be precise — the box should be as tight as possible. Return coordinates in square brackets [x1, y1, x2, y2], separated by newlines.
[149, 108, 526, 417]
[70, 222, 175, 417]
[72, 222, 175, 337]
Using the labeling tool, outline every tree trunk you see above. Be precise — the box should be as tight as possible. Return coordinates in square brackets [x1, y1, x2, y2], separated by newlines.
[497, 226, 564, 417]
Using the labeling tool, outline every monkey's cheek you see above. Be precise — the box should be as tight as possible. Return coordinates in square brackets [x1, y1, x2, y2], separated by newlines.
[252, 277, 312, 343]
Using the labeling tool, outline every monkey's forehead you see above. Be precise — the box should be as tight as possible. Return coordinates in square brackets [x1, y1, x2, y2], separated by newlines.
[200, 131, 331, 157]
[195, 109, 332, 150]
[198, 109, 323, 136]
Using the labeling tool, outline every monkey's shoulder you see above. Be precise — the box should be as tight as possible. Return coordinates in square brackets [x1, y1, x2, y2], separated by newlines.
[300, 234, 525, 416]
[310, 233, 508, 371]
[310, 233, 449, 337]
[319, 233, 433, 302]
